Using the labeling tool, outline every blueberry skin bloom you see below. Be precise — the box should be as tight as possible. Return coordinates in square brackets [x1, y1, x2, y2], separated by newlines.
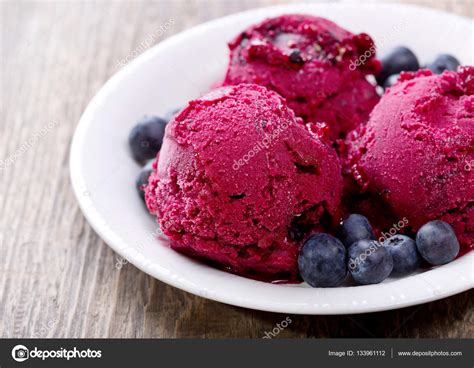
[129, 116, 167, 164]
[384, 235, 421, 276]
[339, 214, 376, 248]
[426, 54, 460, 74]
[416, 220, 460, 265]
[348, 239, 393, 285]
[298, 234, 347, 288]
[135, 161, 154, 201]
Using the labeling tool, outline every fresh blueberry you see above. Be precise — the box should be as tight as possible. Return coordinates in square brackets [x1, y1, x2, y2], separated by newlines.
[298, 233, 347, 287]
[136, 161, 153, 201]
[164, 106, 183, 122]
[416, 220, 460, 265]
[129, 116, 167, 164]
[384, 235, 421, 276]
[348, 239, 393, 285]
[289, 49, 304, 65]
[425, 54, 460, 74]
[339, 214, 376, 248]
[377, 46, 419, 85]
[383, 73, 400, 89]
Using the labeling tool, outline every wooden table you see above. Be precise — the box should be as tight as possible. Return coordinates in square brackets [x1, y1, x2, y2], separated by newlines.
[1, 0, 472, 338]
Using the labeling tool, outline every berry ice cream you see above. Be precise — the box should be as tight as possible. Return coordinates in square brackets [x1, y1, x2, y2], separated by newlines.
[346, 67, 474, 249]
[223, 14, 380, 140]
[145, 84, 343, 278]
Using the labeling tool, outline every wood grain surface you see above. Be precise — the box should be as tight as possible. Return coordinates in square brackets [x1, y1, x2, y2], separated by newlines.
[0, 0, 473, 338]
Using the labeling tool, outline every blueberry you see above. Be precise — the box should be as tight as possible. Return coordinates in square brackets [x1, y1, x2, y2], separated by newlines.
[339, 214, 375, 248]
[416, 220, 460, 265]
[377, 46, 419, 85]
[384, 235, 421, 276]
[348, 239, 393, 285]
[136, 161, 153, 201]
[164, 106, 183, 122]
[289, 49, 304, 65]
[383, 73, 400, 89]
[129, 116, 167, 163]
[298, 233, 347, 287]
[425, 54, 460, 74]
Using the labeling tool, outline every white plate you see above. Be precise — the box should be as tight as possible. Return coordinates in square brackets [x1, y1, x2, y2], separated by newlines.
[70, 3, 474, 314]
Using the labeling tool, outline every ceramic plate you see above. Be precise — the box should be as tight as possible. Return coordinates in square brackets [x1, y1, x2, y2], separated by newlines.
[70, 3, 473, 314]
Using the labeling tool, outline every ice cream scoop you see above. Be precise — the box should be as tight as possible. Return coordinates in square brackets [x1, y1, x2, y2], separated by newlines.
[223, 14, 381, 140]
[145, 83, 343, 278]
[346, 67, 474, 249]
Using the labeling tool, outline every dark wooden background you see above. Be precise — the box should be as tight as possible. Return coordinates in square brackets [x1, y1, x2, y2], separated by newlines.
[1, 0, 472, 338]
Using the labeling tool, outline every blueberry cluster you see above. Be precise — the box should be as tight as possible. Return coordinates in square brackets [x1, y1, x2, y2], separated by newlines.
[377, 46, 460, 88]
[298, 214, 460, 287]
[128, 107, 182, 201]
